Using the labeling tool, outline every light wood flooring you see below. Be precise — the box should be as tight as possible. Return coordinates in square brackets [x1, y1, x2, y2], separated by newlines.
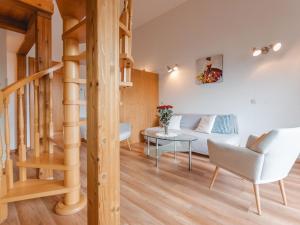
[2, 142, 300, 225]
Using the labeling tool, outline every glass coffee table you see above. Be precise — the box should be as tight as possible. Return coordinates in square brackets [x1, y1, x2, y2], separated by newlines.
[141, 129, 198, 171]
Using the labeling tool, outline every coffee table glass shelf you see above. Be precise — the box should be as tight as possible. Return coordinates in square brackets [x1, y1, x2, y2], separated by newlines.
[141, 129, 198, 171]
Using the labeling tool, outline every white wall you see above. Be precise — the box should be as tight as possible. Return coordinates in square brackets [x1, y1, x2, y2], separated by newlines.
[6, 52, 17, 149]
[0, 29, 7, 157]
[0, 29, 23, 150]
[133, 0, 300, 143]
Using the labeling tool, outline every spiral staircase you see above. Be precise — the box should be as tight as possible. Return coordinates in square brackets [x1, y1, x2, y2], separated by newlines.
[0, 0, 133, 223]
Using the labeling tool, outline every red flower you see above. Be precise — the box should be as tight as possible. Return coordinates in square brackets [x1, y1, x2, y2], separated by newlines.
[157, 105, 173, 110]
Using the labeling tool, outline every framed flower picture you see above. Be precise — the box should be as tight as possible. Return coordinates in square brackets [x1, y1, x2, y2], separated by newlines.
[196, 54, 223, 84]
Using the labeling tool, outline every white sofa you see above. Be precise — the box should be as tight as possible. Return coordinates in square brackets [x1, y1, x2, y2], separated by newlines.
[80, 122, 132, 150]
[145, 114, 240, 155]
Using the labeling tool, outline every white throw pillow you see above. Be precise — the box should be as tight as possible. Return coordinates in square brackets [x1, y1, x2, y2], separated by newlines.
[195, 115, 217, 134]
[168, 115, 182, 130]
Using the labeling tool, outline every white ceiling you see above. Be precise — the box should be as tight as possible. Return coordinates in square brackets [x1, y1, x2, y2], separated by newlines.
[5, 0, 189, 53]
[132, 0, 189, 29]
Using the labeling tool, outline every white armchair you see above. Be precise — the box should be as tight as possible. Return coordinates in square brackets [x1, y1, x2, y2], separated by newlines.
[208, 128, 300, 215]
[120, 122, 132, 151]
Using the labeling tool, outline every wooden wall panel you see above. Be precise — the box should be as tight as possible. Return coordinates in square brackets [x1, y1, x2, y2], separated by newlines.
[120, 69, 159, 143]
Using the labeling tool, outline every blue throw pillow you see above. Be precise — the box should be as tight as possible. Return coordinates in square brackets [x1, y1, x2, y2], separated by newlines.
[212, 114, 238, 134]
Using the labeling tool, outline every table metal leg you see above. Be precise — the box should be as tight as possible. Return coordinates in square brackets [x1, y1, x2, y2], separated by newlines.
[156, 139, 159, 168]
[174, 141, 177, 160]
[189, 141, 192, 171]
[147, 137, 150, 156]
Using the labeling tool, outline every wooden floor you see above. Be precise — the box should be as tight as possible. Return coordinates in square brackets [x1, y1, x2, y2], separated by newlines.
[2, 142, 300, 225]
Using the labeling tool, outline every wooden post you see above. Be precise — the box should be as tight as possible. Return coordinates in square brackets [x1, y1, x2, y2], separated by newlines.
[34, 80, 40, 158]
[55, 16, 86, 215]
[3, 98, 13, 190]
[17, 87, 27, 182]
[87, 0, 120, 224]
[35, 11, 51, 152]
[35, 11, 52, 179]
[16, 54, 27, 149]
[47, 72, 54, 154]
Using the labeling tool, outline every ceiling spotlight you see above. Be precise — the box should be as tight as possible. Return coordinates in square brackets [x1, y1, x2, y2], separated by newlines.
[272, 42, 282, 52]
[173, 65, 179, 71]
[253, 48, 262, 57]
[252, 42, 282, 56]
[167, 64, 179, 73]
[167, 66, 173, 73]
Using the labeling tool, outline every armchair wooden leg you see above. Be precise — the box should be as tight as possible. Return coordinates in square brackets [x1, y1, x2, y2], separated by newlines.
[209, 166, 219, 190]
[127, 138, 132, 151]
[253, 184, 262, 215]
[279, 180, 287, 206]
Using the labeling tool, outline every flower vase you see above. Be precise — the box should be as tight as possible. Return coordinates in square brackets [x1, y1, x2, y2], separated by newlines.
[164, 125, 169, 135]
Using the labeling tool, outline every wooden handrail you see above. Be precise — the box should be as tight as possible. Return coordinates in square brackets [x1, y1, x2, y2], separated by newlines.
[1, 63, 63, 97]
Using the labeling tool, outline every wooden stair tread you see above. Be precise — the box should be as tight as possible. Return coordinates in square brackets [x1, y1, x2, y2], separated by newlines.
[0, 179, 70, 203]
[120, 53, 134, 68]
[62, 18, 86, 43]
[63, 51, 86, 64]
[56, 0, 86, 21]
[120, 22, 132, 37]
[16, 152, 68, 171]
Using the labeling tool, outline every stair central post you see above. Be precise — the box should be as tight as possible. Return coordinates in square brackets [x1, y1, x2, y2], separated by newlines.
[55, 16, 86, 215]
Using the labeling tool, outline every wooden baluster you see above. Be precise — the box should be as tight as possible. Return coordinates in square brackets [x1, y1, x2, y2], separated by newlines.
[18, 87, 27, 182]
[48, 72, 54, 154]
[4, 98, 13, 189]
[34, 80, 40, 158]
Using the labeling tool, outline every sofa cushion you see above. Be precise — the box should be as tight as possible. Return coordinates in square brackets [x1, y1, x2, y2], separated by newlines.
[169, 115, 182, 130]
[248, 133, 269, 153]
[195, 115, 216, 134]
[180, 114, 203, 130]
[179, 114, 238, 134]
[212, 114, 239, 134]
[246, 135, 259, 149]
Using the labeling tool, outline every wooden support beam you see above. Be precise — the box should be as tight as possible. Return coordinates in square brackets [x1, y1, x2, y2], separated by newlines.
[16, 54, 27, 151]
[17, 55, 27, 81]
[87, 0, 120, 224]
[15, 0, 54, 14]
[0, 16, 26, 34]
[18, 15, 36, 55]
[35, 11, 52, 179]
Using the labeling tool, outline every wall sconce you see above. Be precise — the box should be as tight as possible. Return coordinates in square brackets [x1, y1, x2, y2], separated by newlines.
[167, 64, 179, 73]
[252, 42, 282, 57]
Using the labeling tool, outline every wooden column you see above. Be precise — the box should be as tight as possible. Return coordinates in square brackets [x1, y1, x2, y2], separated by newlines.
[87, 0, 120, 224]
[16, 54, 27, 149]
[17, 87, 27, 181]
[3, 98, 13, 190]
[47, 72, 54, 154]
[35, 11, 52, 179]
[55, 16, 86, 215]
[34, 80, 40, 158]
